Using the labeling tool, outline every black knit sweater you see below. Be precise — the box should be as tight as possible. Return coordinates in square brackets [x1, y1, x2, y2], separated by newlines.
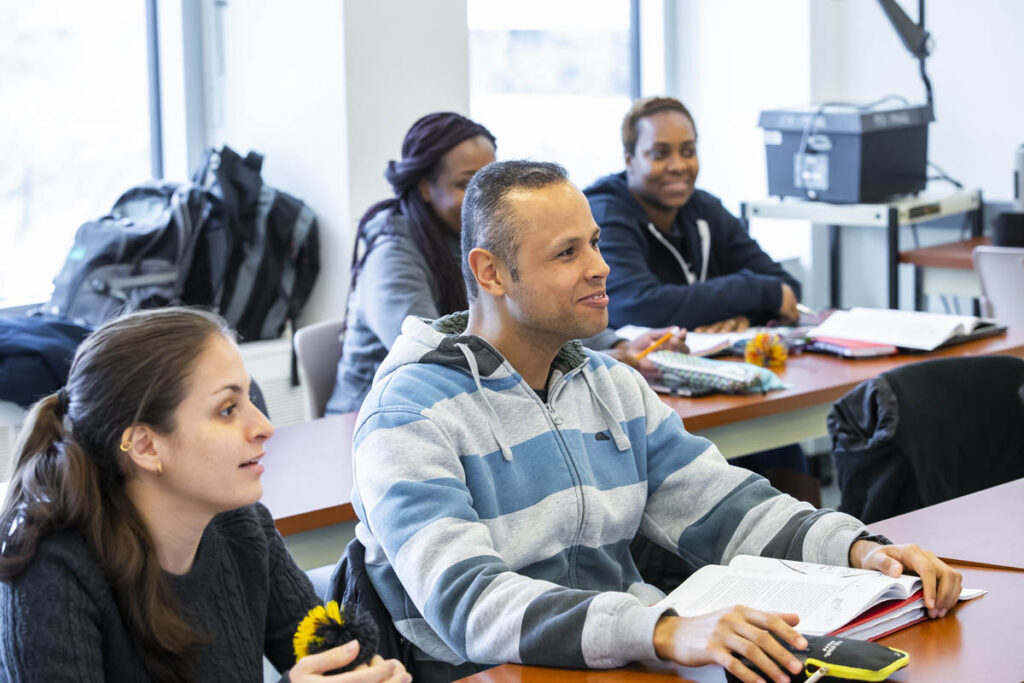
[0, 503, 320, 682]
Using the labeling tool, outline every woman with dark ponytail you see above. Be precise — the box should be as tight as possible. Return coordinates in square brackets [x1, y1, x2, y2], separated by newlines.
[0, 308, 410, 683]
[326, 112, 498, 414]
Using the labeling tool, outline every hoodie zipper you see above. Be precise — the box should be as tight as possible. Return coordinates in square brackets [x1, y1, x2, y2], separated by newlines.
[537, 367, 588, 588]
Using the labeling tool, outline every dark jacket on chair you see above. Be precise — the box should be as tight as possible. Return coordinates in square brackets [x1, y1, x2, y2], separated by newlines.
[828, 355, 1024, 524]
[326, 538, 415, 670]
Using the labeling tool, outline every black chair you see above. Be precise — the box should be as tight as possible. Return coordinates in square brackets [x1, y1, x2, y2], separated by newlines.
[828, 355, 1024, 524]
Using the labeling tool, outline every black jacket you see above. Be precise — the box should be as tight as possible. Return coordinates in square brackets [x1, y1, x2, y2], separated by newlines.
[0, 315, 92, 407]
[828, 355, 1024, 523]
[584, 172, 800, 328]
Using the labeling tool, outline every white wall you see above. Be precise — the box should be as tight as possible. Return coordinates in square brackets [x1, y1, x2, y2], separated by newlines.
[204, 0, 468, 325]
[831, 0, 1024, 201]
[667, 1, 816, 276]
[817, 0, 1024, 309]
[343, 0, 470, 232]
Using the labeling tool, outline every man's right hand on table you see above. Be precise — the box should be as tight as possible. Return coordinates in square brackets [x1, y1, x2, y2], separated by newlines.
[653, 607, 807, 683]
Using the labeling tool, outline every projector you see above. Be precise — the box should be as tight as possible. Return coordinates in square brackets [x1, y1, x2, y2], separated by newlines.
[758, 103, 933, 204]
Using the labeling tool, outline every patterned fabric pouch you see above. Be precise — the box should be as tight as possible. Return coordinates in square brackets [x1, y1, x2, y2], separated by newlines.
[648, 351, 789, 395]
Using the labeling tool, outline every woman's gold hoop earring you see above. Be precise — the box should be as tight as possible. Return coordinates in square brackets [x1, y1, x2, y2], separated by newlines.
[155, 460, 163, 476]
[119, 442, 131, 452]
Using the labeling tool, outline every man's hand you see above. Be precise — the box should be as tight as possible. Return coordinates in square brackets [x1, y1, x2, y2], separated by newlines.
[850, 540, 963, 617]
[777, 284, 799, 324]
[653, 608, 807, 683]
[694, 316, 750, 333]
[607, 327, 688, 379]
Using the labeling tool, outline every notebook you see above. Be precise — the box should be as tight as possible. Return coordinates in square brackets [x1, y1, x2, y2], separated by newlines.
[809, 308, 1005, 352]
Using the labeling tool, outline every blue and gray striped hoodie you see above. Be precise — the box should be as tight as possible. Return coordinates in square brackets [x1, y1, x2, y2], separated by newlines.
[351, 312, 867, 676]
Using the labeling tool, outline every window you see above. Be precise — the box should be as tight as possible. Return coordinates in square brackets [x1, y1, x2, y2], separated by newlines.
[467, 0, 637, 190]
[0, 1, 155, 305]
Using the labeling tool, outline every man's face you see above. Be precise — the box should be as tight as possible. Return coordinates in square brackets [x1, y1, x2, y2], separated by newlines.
[497, 181, 611, 345]
[625, 110, 699, 212]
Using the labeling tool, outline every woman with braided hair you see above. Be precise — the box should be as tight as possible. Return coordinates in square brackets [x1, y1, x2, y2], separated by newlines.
[326, 112, 497, 414]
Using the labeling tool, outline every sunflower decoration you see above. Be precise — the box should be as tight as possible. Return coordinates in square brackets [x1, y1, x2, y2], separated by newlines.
[744, 331, 788, 367]
[293, 601, 379, 673]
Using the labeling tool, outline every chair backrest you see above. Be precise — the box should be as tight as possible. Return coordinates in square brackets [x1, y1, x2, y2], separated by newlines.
[974, 245, 1024, 326]
[293, 318, 345, 419]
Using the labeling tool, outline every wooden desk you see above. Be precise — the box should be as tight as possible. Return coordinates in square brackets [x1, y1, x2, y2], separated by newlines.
[667, 328, 1024, 459]
[872, 478, 1024, 572]
[899, 236, 991, 310]
[260, 411, 358, 535]
[456, 564, 1024, 682]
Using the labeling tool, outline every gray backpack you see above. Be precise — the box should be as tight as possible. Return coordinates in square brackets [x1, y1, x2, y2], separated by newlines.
[43, 182, 218, 327]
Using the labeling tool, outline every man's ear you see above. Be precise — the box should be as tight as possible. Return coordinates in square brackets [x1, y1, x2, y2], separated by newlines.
[467, 247, 506, 297]
[120, 424, 162, 476]
[623, 148, 634, 171]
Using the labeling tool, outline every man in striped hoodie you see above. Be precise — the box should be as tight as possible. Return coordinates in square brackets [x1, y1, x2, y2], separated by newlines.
[350, 160, 962, 683]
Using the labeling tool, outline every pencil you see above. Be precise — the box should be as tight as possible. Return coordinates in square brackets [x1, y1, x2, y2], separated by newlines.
[635, 330, 674, 360]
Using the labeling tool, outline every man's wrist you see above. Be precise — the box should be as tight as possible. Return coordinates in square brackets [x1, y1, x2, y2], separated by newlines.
[653, 615, 677, 661]
[849, 532, 893, 567]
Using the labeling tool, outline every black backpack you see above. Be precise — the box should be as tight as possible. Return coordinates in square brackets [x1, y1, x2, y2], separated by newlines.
[194, 146, 320, 341]
[42, 182, 221, 328]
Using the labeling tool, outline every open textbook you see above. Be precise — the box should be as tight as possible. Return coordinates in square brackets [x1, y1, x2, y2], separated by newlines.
[656, 555, 984, 641]
[808, 307, 1005, 352]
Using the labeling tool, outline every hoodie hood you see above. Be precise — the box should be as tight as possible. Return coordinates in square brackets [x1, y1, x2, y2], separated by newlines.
[373, 312, 630, 459]
[377, 311, 588, 384]
[583, 171, 646, 216]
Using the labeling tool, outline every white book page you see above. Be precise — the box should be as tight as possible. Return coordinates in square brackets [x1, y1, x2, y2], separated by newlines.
[727, 555, 920, 595]
[656, 564, 912, 636]
[808, 308, 980, 351]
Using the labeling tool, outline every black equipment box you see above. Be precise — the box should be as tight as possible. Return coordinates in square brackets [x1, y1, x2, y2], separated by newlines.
[758, 104, 933, 203]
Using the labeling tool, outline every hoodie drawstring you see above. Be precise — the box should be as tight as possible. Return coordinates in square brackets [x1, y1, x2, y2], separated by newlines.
[456, 343, 515, 462]
[581, 368, 631, 452]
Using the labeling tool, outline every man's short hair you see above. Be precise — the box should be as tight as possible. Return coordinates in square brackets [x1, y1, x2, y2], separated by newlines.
[460, 160, 569, 299]
[621, 96, 696, 156]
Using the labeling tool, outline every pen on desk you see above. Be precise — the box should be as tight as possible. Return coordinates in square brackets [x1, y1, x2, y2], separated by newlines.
[796, 303, 817, 317]
[804, 667, 828, 683]
[635, 329, 675, 360]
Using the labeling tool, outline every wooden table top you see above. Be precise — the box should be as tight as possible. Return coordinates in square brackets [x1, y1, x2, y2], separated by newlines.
[898, 236, 991, 269]
[662, 328, 1024, 432]
[456, 564, 1023, 683]
[873, 478, 1024, 572]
